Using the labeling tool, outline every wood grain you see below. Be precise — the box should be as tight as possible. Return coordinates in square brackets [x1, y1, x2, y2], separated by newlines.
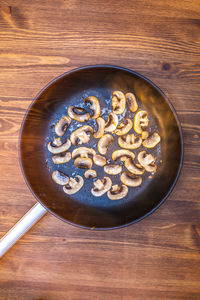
[0, 0, 199, 299]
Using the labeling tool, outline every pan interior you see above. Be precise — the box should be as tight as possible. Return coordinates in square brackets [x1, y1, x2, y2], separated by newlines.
[20, 66, 183, 229]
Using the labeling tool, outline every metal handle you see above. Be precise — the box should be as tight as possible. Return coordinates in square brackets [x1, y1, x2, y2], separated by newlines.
[0, 202, 47, 258]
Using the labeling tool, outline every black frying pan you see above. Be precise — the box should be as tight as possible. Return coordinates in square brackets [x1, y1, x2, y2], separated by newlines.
[19, 65, 183, 230]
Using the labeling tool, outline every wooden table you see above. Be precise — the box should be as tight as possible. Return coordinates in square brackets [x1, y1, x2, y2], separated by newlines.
[0, 1, 199, 299]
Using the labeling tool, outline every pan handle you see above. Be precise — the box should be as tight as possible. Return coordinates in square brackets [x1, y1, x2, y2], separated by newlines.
[0, 202, 47, 258]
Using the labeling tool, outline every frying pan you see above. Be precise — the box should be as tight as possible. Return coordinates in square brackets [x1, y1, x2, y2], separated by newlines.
[0, 65, 183, 257]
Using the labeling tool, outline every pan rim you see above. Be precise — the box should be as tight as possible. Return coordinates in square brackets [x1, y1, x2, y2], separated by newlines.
[19, 64, 184, 230]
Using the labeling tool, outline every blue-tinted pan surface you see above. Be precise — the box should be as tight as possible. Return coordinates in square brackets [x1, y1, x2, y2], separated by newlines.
[19, 65, 183, 230]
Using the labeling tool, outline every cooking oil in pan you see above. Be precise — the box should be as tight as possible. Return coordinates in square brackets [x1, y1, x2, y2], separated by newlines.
[45, 89, 161, 208]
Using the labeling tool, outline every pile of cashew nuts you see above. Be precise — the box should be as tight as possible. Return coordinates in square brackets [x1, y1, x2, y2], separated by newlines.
[47, 91, 161, 200]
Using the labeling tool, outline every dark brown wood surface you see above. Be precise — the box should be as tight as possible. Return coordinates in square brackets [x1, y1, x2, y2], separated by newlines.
[0, 1, 200, 299]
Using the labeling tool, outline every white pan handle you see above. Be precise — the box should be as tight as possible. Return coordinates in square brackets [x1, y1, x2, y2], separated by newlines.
[0, 202, 47, 258]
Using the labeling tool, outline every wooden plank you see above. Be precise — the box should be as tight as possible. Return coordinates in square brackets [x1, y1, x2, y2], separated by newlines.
[0, 0, 199, 299]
